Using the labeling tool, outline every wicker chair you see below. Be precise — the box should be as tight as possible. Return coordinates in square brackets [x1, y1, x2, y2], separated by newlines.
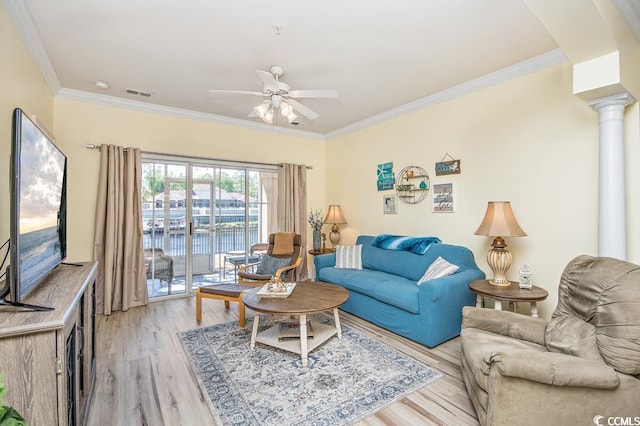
[144, 248, 174, 294]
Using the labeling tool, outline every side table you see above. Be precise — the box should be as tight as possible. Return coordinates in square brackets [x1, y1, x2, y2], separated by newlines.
[468, 279, 548, 317]
[308, 248, 335, 255]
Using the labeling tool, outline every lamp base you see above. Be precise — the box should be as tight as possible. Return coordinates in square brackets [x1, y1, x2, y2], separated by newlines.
[328, 224, 341, 247]
[487, 237, 512, 287]
[488, 278, 511, 287]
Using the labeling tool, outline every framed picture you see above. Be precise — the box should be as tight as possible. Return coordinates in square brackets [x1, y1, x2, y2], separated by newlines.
[383, 195, 397, 214]
[432, 183, 454, 213]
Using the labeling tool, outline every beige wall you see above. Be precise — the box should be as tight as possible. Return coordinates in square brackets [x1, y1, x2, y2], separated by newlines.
[52, 99, 326, 262]
[326, 62, 609, 318]
[0, 4, 53, 251]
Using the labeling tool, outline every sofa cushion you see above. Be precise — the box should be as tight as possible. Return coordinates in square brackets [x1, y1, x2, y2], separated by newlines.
[357, 235, 433, 281]
[417, 256, 459, 285]
[317, 267, 420, 314]
[335, 244, 363, 269]
[356, 235, 479, 282]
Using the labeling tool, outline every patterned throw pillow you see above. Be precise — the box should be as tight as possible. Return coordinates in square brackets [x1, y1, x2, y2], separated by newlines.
[417, 256, 459, 285]
[335, 245, 363, 270]
[255, 255, 292, 275]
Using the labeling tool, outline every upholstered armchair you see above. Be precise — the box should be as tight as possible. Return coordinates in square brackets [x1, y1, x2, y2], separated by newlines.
[460, 255, 640, 426]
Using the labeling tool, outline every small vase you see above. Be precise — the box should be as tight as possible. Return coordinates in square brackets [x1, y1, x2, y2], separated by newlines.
[313, 229, 322, 251]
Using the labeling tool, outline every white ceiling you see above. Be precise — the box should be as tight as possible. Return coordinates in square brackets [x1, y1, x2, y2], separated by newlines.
[7, 0, 566, 138]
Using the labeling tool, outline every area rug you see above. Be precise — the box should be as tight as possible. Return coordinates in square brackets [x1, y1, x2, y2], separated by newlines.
[178, 315, 441, 425]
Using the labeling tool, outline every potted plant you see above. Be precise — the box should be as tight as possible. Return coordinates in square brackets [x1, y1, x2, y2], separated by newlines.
[308, 208, 324, 251]
[0, 375, 26, 426]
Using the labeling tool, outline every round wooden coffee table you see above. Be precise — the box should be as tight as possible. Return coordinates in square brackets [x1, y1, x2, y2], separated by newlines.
[469, 279, 548, 317]
[242, 281, 349, 366]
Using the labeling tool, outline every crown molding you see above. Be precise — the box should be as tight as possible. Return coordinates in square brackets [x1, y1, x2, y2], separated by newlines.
[4, 0, 61, 94]
[325, 48, 568, 140]
[613, 0, 640, 42]
[56, 89, 326, 140]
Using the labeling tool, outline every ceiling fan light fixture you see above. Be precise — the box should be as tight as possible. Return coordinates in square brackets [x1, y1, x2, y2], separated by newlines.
[253, 103, 268, 119]
[285, 111, 298, 124]
[263, 105, 274, 124]
[280, 101, 293, 116]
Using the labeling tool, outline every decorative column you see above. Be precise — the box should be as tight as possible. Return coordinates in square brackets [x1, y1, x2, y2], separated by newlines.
[588, 93, 634, 260]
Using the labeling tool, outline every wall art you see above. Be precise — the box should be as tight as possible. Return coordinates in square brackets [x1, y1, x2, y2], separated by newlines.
[377, 162, 395, 191]
[383, 195, 397, 214]
[435, 153, 461, 176]
[432, 183, 454, 213]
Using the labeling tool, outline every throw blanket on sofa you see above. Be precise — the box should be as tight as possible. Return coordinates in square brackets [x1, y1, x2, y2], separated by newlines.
[372, 234, 442, 255]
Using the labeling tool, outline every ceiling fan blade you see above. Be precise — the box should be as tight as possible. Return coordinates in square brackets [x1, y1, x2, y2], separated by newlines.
[256, 70, 279, 92]
[287, 99, 319, 120]
[287, 89, 338, 99]
[208, 89, 264, 96]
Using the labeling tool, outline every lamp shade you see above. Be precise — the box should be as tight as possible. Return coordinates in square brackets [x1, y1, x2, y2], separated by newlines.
[324, 205, 347, 224]
[474, 201, 527, 237]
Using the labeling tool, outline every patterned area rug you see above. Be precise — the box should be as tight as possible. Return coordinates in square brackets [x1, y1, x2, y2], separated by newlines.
[178, 315, 441, 425]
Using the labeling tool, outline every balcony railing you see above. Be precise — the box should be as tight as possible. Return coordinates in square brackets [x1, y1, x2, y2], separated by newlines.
[143, 225, 260, 256]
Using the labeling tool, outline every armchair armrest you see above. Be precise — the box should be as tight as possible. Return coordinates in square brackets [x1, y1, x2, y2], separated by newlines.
[462, 306, 547, 346]
[238, 261, 261, 274]
[490, 350, 620, 389]
[274, 256, 303, 280]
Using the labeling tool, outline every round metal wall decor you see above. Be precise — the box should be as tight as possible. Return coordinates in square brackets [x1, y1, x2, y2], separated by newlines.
[395, 166, 430, 204]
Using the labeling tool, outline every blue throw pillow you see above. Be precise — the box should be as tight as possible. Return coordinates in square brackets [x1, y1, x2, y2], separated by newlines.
[255, 255, 292, 275]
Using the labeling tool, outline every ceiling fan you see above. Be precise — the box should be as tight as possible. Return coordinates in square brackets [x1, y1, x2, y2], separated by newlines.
[209, 65, 338, 124]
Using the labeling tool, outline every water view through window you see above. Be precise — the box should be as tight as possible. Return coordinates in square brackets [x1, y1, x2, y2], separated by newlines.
[141, 157, 275, 299]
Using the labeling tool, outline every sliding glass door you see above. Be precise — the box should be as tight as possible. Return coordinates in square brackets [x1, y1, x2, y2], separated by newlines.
[141, 156, 275, 299]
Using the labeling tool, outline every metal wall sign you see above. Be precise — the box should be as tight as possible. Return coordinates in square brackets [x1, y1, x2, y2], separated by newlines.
[435, 154, 461, 176]
[377, 162, 395, 190]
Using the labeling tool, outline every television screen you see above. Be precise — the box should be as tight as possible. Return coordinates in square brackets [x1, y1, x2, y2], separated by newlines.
[8, 108, 67, 303]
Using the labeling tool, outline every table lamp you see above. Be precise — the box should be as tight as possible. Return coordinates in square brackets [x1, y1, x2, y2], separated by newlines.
[474, 201, 527, 286]
[324, 205, 347, 246]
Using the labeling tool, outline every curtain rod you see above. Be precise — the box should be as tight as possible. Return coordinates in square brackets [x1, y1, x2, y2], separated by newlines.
[85, 144, 312, 169]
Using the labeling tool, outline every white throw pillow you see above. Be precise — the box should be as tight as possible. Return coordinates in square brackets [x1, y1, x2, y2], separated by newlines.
[335, 245, 363, 270]
[417, 256, 459, 285]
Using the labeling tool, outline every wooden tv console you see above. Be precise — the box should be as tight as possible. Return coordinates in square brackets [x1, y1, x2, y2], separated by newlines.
[0, 261, 98, 426]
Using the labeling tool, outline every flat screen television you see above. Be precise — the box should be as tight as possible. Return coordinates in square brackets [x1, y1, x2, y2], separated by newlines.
[1, 108, 67, 310]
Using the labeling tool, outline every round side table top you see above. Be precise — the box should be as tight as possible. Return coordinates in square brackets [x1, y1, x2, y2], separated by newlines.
[469, 279, 548, 302]
[308, 248, 335, 255]
[242, 281, 349, 315]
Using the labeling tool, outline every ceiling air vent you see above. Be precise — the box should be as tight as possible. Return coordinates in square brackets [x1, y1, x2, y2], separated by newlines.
[125, 88, 153, 98]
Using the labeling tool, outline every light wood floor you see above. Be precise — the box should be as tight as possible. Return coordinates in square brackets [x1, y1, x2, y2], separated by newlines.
[86, 296, 479, 426]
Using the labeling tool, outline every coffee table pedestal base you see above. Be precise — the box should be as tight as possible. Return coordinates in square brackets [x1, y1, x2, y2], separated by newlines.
[250, 309, 342, 366]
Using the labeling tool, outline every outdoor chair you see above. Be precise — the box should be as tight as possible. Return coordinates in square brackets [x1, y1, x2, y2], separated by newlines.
[223, 242, 269, 279]
[196, 233, 302, 327]
[144, 248, 174, 294]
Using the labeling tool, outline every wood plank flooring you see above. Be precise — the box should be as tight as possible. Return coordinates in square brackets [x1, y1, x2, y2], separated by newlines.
[86, 296, 479, 426]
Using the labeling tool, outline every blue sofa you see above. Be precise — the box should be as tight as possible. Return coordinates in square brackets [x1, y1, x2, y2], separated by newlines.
[314, 235, 485, 347]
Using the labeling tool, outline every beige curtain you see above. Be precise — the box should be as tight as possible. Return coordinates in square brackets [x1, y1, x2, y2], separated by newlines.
[260, 172, 278, 236]
[94, 144, 148, 315]
[277, 163, 308, 280]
